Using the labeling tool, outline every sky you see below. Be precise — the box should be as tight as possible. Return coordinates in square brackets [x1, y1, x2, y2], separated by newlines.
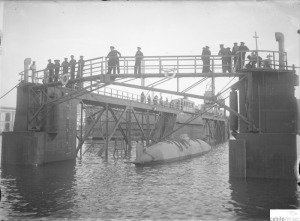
[0, 0, 299, 108]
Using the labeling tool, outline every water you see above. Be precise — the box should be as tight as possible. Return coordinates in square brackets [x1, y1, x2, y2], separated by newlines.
[0, 139, 299, 220]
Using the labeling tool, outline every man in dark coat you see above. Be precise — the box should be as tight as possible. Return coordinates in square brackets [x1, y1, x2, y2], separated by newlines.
[107, 46, 121, 74]
[69, 55, 76, 80]
[237, 42, 249, 69]
[61, 58, 69, 74]
[201, 46, 211, 73]
[76, 56, 85, 87]
[226, 47, 232, 73]
[231, 42, 239, 70]
[134, 47, 144, 74]
[54, 60, 60, 82]
[218, 44, 228, 73]
[46, 59, 55, 83]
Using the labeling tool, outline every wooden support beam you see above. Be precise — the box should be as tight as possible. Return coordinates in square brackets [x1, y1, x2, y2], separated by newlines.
[131, 108, 147, 141]
[108, 105, 129, 144]
[108, 106, 129, 142]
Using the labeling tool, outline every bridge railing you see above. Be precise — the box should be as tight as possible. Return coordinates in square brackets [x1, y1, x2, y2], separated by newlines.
[19, 50, 289, 84]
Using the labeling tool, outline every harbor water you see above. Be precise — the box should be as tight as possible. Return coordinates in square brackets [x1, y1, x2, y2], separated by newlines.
[0, 137, 299, 220]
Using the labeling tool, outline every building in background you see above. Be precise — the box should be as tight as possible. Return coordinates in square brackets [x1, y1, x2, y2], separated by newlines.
[0, 107, 15, 133]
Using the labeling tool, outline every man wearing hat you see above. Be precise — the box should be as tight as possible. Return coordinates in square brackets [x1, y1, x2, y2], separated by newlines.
[237, 42, 249, 69]
[231, 42, 239, 70]
[69, 55, 76, 82]
[77, 56, 85, 87]
[201, 46, 211, 73]
[226, 47, 232, 73]
[218, 44, 228, 73]
[61, 58, 69, 75]
[134, 47, 144, 75]
[54, 60, 61, 82]
[107, 46, 122, 74]
[46, 59, 55, 83]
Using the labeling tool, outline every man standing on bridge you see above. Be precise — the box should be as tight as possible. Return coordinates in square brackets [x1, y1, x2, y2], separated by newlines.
[134, 47, 144, 75]
[218, 44, 228, 73]
[77, 56, 85, 87]
[61, 58, 69, 75]
[69, 55, 76, 81]
[231, 42, 239, 71]
[46, 59, 55, 83]
[237, 42, 249, 69]
[201, 46, 211, 73]
[107, 46, 122, 75]
[54, 60, 60, 82]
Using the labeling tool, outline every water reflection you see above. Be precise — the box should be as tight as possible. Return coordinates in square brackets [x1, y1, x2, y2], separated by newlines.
[229, 178, 299, 219]
[0, 142, 299, 220]
[1, 160, 77, 218]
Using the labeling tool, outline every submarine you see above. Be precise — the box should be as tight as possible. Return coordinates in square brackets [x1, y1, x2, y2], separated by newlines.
[131, 134, 211, 166]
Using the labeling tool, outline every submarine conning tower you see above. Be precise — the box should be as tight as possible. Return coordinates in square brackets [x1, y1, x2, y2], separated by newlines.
[229, 32, 299, 179]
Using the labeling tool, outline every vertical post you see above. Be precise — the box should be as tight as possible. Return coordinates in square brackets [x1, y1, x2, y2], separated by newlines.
[101, 57, 104, 75]
[80, 102, 83, 159]
[194, 56, 196, 74]
[212, 71, 215, 97]
[273, 52, 275, 69]
[90, 62, 93, 86]
[159, 57, 161, 74]
[177, 76, 179, 92]
[126, 107, 132, 155]
[105, 103, 109, 159]
[146, 110, 150, 146]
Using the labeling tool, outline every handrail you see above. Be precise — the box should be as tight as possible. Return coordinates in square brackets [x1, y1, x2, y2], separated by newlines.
[19, 49, 291, 84]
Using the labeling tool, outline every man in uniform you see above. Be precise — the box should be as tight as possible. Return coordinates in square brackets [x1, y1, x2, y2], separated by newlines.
[69, 55, 76, 81]
[77, 56, 85, 87]
[238, 42, 249, 69]
[107, 46, 122, 74]
[218, 44, 228, 73]
[62, 58, 69, 75]
[201, 46, 211, 73]
[30, 61, 36, 83]
[231, 42, 239, 70]
[46, 59, 55, 83]
[226, 47, 232, 73]
[54, 60, 60, 82]
[134, 47, 144, 74]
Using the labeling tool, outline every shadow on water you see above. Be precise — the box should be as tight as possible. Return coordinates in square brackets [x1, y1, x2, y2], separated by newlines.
[0, 160, 77, 218]
[229, 177, 300, 219]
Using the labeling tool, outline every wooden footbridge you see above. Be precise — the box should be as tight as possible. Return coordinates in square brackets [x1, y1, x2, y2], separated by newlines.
[2, 32, 299, 180]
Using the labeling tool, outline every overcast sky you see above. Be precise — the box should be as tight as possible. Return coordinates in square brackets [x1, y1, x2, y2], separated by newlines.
[0, 1, 299, 107]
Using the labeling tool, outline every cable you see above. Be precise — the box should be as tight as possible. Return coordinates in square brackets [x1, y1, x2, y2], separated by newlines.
[0, 83, 20, 100]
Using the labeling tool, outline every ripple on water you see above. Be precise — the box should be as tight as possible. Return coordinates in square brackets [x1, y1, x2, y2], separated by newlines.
[0, 141, 298, 220]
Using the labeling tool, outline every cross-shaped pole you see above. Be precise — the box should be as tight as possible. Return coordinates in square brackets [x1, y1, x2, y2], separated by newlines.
[253, 32, 259, 51]
[253, 32, 259, 67]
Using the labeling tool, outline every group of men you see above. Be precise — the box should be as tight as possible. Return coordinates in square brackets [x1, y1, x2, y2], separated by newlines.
[140, 92, 168, 106]
[107, 46, 144, 75]
[201, 42, 250, 73]
[44, 55, 85, 87]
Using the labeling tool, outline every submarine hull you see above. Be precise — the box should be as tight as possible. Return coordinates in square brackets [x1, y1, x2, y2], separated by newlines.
[132, 138, 211, 166]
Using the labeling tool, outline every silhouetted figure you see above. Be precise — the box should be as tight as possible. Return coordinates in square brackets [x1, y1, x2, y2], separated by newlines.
[69, 55, 76, 80]
[231, 42, 239, 70]
[62, 58, 69, 74]
[30, 61, 36, 83]
[226, 47, 232, 73]
[202, 46, 211, 73]
[147, 94, 151, 104]
[237, 42, 249, 69]
[140, 92, 145, 103]
[107, 46, 121, 74]
[159, 96, 163, 106]
[153, 95, 158, 105]
[54, 60, 60, 82]
[46, 59, 55, 83]
[264, 54, 273, 68]
[134, 47, 144, 74]
[218, 44, 228, 73]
